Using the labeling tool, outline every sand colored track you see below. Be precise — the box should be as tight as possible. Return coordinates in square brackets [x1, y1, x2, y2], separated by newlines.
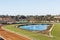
[0, 28, 31, 40]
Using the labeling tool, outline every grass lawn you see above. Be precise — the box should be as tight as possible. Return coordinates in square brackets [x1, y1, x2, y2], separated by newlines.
[3, 23, 60, 40]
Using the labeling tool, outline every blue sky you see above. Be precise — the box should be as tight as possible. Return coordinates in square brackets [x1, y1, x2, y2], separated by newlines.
[0, 0, 60, 15]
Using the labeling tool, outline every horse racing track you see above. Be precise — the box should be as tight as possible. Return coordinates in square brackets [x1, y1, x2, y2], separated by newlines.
[0, 28, 31, 40]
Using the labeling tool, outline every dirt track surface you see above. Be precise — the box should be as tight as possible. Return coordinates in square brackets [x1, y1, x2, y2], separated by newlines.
[0, 29, 31, 40]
